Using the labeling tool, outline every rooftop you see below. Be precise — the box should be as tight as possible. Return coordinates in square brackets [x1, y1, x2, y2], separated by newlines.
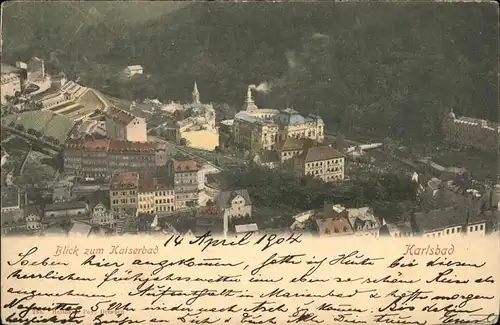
[315, 216, 353, 236]
[468, 210, 500, 225]
[65, 139, 165, 153]
[414, 207, 468, 233]
[172, 159, 199, 172]
[347, 207, 380, 230]
[304, 145, 344, 163]
[138, 176, 173, 192]
[111, 172, 140, 188]
[381, 221, 413, 236]
[278, 138, 317, 151]
[45, 201, 88, 212]
[106, 106, 139, 125]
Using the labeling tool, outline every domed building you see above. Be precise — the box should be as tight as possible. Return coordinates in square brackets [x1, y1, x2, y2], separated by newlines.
[233, 86, 324, 152]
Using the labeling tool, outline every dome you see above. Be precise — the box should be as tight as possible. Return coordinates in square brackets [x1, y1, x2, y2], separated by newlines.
[289, 114, 305, 125]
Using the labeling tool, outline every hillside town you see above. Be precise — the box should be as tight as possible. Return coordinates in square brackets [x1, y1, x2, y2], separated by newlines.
[1, 54, 499, 239]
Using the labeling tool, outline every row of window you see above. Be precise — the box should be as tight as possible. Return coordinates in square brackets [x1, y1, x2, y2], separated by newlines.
[111, 198, 136, 205]
[111, 191, 136, 196]
[307, 160, 343, 168]
[324, 226, 349, 234]
[469, 224, 485, 232]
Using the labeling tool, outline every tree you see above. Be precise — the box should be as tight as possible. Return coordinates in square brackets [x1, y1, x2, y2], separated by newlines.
[179, 138, 188, 146]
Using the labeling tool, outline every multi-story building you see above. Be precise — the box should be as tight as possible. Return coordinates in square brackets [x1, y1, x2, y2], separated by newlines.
[1, 73, 21, 103]
[278, 138, 317, 164]
[105, 106, 148, 142]
[26, 57, 45, 82]
[109, 172, 139, 214]
[443, 109, 499, 152]
[294, 145, 345, 182]
[233, 86, 324, 152]
[137, 176, 175, 214]
[63, 139, 167, 179]
[166, 159, 205, 209]
[413, 206, 468, 238]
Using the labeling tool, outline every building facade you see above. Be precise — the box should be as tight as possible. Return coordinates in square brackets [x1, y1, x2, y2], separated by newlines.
[90, 202, 120, 229]
[294, 145, 345, 182]
[105, 106, 148, 142]
[166, 159, 205, 209]
[443, 109, 499, 152]
[216, 189, 253, 220]
[43, 202, 90, 220]
[137, 177, 175, 214]
[110, 172, 139, 214]
[63, 139, 167, 179]
[233, 86, 325, 152]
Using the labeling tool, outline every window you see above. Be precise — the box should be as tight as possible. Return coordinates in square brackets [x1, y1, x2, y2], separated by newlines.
[474, 225, 478, 231]
[480, 224, 484, 230]
[451, 228, 455, 234]
[446, 229, 449, 234]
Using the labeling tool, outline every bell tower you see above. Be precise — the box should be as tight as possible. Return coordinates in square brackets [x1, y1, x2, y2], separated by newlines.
[192, 81, 200, 104]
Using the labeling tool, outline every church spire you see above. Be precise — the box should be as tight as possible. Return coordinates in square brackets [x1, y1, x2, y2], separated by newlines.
[192, 81, 200, 104]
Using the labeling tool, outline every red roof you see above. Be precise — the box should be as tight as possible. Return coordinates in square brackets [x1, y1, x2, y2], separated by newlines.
[65, 139, 165, 153]
[108, 140, 160, 152]
[173, 159, 199, 172]
[111, 172, 139, 188]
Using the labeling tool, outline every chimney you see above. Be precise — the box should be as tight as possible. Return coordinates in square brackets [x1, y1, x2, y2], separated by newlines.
[323, 201, 334, 218]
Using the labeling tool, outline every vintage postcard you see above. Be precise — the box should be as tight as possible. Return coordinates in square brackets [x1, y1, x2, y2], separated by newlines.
[1, 1, 499, 324]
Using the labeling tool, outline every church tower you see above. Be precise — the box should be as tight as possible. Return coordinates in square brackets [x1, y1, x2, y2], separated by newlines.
[242, 86, 258, 111]
[192, 81, 200, 104]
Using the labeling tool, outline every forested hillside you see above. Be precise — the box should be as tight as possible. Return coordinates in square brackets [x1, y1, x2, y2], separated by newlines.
[3, 2, 497, 142]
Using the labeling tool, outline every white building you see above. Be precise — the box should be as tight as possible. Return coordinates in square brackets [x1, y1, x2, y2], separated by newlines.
[415, 207, 467, 238]
[124, 65, 144, 77]
[216, 189, 252, 220]
[105, 106, 147, 142]
[91, 202, 118, 229]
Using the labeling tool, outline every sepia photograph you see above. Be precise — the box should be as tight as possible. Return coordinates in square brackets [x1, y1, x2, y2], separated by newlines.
[0, 1, 499, 324]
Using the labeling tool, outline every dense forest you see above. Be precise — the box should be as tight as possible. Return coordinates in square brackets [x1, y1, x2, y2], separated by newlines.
[3, 2, 498, 142]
